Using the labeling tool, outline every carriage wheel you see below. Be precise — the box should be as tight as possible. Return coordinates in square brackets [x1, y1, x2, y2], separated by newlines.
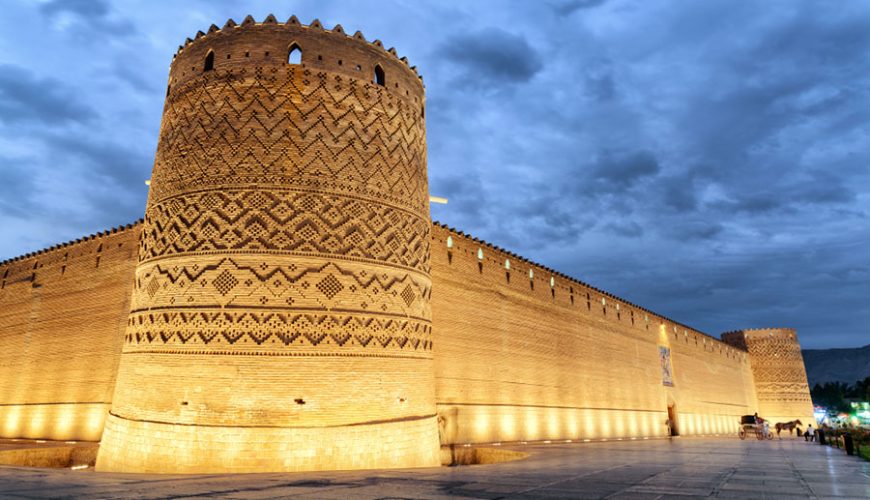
[739, 429, 746, 440]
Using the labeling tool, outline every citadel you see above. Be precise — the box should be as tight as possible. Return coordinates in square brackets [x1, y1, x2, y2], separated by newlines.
[0, 16, 814, 473]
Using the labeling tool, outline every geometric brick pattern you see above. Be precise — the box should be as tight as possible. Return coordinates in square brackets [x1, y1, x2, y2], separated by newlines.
[140, 190, 430, 272]
[149, 67, 428, 213]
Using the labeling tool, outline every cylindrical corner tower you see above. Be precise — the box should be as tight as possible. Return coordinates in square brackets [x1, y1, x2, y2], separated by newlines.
[96, 15, 438, 473]
[721, 328, 815, 426]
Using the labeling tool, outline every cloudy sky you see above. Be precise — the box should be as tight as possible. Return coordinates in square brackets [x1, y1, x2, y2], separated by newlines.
[1, 0, 868, 348]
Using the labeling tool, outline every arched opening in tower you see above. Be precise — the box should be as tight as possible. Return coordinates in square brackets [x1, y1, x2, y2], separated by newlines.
[203, 51, 215, 72]
[287, 43, 302, 65]
[374, 64, 385, 86]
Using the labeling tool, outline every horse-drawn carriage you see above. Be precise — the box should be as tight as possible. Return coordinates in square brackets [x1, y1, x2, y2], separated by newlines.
[738, 415, 772, 440]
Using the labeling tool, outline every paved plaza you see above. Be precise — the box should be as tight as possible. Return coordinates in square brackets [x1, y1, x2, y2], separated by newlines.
[0, 437, 867, 499]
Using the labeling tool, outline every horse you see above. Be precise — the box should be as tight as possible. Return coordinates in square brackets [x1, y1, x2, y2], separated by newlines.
[774, 419, 803, 438]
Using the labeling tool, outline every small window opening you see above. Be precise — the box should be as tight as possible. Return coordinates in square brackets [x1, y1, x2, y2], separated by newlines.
[374, 64, 385, 86]
[226, 54, 231, 59]
[421, 105, 425, 119]
[287, 43, 302, 65]
[338, 59, 343, 66]
[317, 54, 323, 61]
[265, 51, 270, 57]
[356, 64, 362, 71]
[294, 398, 306, 405]
[505, 271, 510, 283]
[245, 51, 250, 58]
[166, 84, 171, 97]
[204, 51, 215, 72]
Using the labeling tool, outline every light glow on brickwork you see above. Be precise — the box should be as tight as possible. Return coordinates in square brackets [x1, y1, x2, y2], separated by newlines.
[0, 14, 816, 475]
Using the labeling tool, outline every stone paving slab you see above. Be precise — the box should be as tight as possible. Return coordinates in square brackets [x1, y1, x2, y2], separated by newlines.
[0, 437, 867, 498]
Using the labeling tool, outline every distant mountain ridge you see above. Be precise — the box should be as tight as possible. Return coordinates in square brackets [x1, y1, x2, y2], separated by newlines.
[802, 344, 870, 387]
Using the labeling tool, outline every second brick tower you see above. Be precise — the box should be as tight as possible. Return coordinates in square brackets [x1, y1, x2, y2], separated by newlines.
[97, 15, 439, 473]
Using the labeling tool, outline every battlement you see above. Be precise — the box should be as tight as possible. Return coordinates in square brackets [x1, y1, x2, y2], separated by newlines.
[0, 220, 143, 268]
[167, 14, 424, 104]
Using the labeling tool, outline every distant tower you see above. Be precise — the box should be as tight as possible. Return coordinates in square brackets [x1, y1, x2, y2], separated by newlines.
[97, 15, 437, 473]
[721, 328, 815, 425]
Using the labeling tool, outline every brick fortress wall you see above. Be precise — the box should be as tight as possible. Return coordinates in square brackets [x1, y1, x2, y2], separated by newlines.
[430, 224, 758, 444]
[0, 219, 818, 458]
[0, 223, 140, 442]
[722, 328, 814, 426]
[0, 14, 818, 473]
[95, 16, 440, 473]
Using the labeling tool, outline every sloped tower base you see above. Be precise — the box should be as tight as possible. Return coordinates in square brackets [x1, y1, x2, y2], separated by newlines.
[97, 415, 439, 473]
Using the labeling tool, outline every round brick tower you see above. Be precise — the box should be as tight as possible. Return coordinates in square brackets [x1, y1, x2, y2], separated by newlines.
[721, 328, 815, 426]
[96, 15, 438, 473]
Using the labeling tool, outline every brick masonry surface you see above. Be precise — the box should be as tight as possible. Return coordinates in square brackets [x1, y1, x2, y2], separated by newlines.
[0, 16, 816, 474]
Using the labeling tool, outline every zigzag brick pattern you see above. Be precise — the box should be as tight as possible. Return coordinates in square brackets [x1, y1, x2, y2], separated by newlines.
[95, 18, 440, 473]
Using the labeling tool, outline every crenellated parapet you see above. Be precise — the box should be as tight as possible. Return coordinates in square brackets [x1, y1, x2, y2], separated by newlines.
[166, 15, 424, 107]
[0, 221, 143, 290]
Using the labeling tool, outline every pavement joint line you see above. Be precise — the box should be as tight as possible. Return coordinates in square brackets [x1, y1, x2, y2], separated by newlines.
[499, 463, 630, 498]
[788, 454, 819, 499]
[601, 467, 675, 499]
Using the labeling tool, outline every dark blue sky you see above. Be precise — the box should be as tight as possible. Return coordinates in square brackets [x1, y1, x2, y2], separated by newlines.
[1, 1, 868, 348]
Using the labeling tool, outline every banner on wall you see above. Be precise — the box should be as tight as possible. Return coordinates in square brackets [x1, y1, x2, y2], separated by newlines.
[659, 346, 674, 387]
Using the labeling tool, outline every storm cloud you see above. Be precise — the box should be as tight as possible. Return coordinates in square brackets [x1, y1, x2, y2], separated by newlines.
[0, 0, 868, 349]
